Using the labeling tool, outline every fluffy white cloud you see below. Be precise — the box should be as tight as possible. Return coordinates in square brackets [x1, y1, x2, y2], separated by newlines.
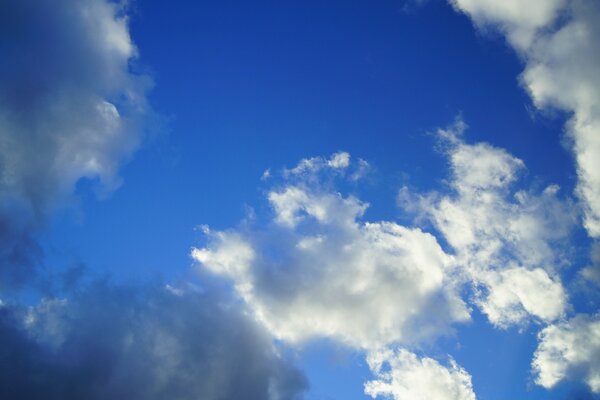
[194, 137, 573, 396]
[449, 0, 600, 239]
[193, 156, 470, 350]
[364, 348, 476, 400]
[532, 314, 600, 393]
[403, 123, 574, 327]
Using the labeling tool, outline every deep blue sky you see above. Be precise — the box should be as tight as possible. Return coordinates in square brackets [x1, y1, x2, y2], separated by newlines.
[49, 0, 572, 274]
[38, 1, 593, 399]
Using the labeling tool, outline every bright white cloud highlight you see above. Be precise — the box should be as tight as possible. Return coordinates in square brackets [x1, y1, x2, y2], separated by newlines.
[364, 348, 476, 400]
[533, 314, 600, 393]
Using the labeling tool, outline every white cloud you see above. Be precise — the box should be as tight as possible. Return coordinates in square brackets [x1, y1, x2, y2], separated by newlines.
[364, 348, 476, 400]
[532, 313, 600, 393]
[449, 0, 600, 239]
[328, 151, 351, 169]
[194, 140, 574, 396]
[476, 267, 566, 327]
[193, 155, 470, 350]
[405, 123, 574, 327]
[449, 0, 565, 50]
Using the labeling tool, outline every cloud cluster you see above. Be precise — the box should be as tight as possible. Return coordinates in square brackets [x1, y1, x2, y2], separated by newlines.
[405, 123, 574, 327]
[449, 0, 600, 239]
[195, 130, 578, 398]
[364, 348, 475, 400]
[532, 313, 600, 393]
[194, 153, 477, 398]
[193, 154, 470, 350]
[448, 1, 600, 393]
[0, 282, 307, 400]
[0, 0, 150, 287]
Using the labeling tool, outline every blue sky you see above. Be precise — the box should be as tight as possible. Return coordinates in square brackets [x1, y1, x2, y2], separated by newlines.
[1, 1, 600, 399]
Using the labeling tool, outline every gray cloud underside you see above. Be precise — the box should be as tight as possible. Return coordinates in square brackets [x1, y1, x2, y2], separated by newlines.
[0, 282, 307, 400]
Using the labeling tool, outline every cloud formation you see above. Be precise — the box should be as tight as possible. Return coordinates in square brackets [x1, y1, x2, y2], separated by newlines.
[449, 0, 600, 239]
[0, 0, 150, 287]
[0, 281, 307, 400]
[364, 348, 475, 400]
[194, 152, 478, 399]
[402, 122, 574, 327]
[532, 313, 600, 393]
[193, 154, 470, 350]
[194, 128, 578, 398]
[447, 2, 600, 392]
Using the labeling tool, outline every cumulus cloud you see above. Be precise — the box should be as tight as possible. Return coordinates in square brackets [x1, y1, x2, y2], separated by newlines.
[532, 313, 600, 393]
[193, 155, 470, 350]
[364, 348, 476, 400]
[0, 0, 150, 286]
[194, 126, 576, 397]
[0, 281, 307, 400]
[449, 0, 600, 239]
[404, 122, 574, 327]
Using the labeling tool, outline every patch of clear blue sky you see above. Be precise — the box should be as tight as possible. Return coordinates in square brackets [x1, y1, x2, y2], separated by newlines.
[42, 0, 591, 398]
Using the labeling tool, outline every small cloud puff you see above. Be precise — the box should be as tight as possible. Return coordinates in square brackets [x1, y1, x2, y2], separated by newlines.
[364, 348, 476, 400]
[533, 313, 600, 393]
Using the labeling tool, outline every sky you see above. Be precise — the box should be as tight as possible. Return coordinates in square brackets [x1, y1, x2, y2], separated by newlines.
[1, 0, 599, 399]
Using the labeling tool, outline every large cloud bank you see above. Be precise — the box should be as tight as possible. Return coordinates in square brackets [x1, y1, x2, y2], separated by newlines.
[0, 282, 307, 400]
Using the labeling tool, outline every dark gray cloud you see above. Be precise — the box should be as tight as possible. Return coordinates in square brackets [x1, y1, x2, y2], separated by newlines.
[0, 281, 307, 400]
[0, 0, 150, 285]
